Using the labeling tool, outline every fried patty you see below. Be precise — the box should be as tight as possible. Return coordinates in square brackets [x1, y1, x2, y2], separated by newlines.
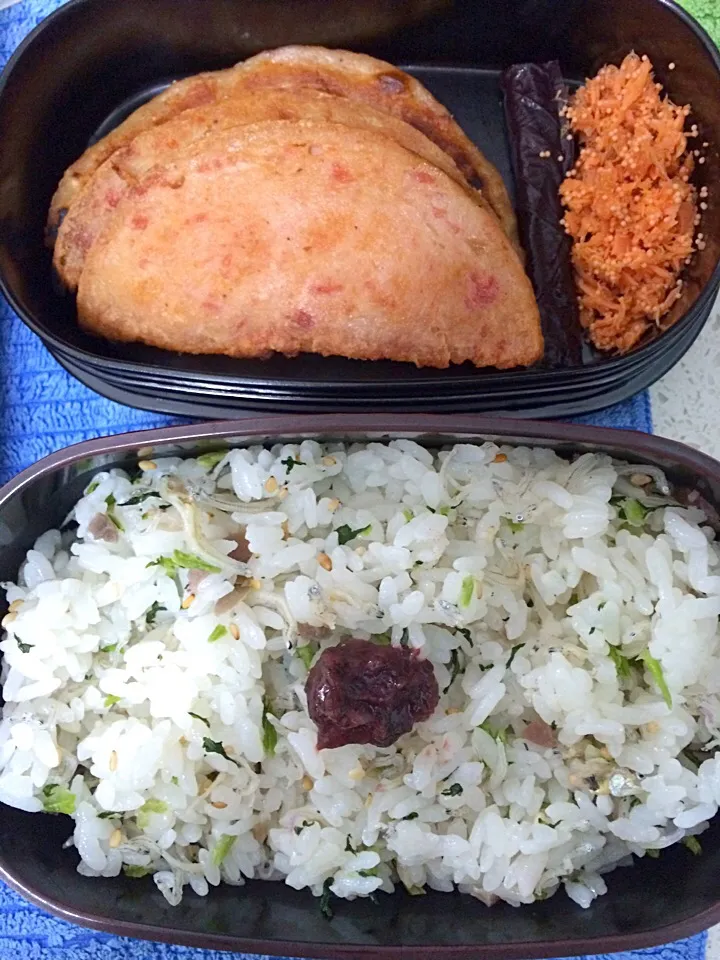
[76, 121, 541, 369]
[53, 88, 480, 291]
[48, 45, 517, 248]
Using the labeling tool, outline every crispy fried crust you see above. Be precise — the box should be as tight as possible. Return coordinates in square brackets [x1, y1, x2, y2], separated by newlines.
[48, 45, 517, 248]
[77, 121, 541, 369]
[242, 46, 517, 246]
[53, 88, 482, 291]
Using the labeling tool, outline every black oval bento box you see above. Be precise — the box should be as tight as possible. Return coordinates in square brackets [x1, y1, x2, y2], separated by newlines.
[0, 0, 718, 419]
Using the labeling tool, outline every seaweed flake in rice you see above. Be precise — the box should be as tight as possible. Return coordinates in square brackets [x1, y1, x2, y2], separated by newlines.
[0, 439, 720, 909]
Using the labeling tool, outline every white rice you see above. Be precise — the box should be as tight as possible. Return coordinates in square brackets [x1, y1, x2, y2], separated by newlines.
[1, 439, 720, 911]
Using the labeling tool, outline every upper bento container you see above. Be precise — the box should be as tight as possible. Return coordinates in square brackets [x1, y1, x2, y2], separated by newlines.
[0, 0, 718, 417]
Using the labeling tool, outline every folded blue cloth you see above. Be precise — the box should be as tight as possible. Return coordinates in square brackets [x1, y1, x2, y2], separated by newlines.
[0, 3, 688, 960]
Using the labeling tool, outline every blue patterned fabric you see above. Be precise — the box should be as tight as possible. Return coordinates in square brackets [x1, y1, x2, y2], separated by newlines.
[0, 315, 652, 485]
[0, 2, 698, 959]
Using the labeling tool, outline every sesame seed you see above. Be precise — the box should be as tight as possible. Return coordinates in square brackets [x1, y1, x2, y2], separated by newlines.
[264, 476, 278, 494]
[700, 202, 708, 210]
[668, 62, 675, 70]
[109, 829, 122, 848]
[138, 460, 157, 471]
[494, 453, 507, 463]
[252, 822, 268, 843]
[317, 552, 332, 571]
[699, 157, 706, 164]
[109, 750, 118, 772]
[181, 593, 195, 609]
[302, 775, 313, 791]
[211, 801, 228, 809]
[229, 623, 240, 640]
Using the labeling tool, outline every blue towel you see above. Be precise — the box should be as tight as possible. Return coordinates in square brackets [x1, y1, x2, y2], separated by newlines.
[0, 3, 694, 960]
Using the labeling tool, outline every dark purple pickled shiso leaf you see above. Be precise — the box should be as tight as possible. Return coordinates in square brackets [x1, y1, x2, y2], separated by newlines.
[502, 62, 582, 368]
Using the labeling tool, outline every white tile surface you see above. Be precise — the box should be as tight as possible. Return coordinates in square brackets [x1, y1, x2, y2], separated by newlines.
[650, 292, 720, 458]
[708, 924, 720, 960]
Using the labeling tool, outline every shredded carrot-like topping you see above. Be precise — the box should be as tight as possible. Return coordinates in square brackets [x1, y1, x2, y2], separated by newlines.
[560, 52, 698, 352]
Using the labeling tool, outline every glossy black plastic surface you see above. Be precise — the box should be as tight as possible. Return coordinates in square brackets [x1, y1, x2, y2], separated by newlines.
[48, 295, 709, 418]
[0, 0, 718, 416]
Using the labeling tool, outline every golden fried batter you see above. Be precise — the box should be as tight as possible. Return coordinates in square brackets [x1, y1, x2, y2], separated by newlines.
[48, 46, 517, 248]
[77, 121, 541, 369]
[53, 88, 480, 291]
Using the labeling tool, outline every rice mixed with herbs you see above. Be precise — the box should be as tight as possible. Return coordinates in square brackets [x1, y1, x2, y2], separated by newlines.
[1, 439, 720, 910]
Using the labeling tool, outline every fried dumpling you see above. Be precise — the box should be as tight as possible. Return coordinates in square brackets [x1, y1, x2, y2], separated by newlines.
[48, 45, 517, 248]
[76, 120, 541, 369]
[53, 88, 479, 291]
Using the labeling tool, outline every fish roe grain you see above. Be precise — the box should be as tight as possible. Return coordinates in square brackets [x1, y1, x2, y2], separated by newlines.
[559, 52, 698, 352]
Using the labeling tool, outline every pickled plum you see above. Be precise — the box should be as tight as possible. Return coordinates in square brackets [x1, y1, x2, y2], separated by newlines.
[305, 638, 439, 749]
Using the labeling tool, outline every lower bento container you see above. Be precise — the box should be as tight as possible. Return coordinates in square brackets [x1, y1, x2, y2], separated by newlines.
[1, 414, 720, 959]
[0, 0, 718, 417]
